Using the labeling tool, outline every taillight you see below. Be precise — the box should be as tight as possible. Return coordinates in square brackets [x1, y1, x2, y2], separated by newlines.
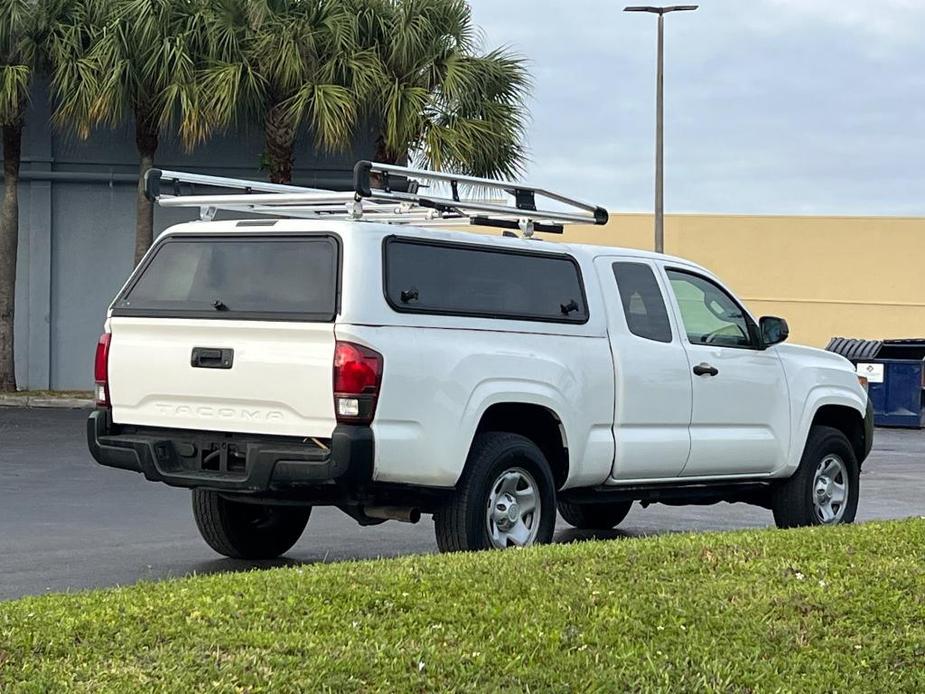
[333, 341, 383, 425]
[94, 333, 112, 407]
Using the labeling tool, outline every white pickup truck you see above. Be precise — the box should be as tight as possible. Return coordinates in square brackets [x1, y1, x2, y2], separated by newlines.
[88, 164, 872, 558]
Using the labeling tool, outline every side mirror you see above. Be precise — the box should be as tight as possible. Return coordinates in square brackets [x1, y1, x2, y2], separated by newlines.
[760, 316, 789, 347]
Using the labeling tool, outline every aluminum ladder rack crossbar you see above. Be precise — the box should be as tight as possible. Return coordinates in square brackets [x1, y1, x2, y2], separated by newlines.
[144, 161, 610, 233]
[207, 204, 456, 224]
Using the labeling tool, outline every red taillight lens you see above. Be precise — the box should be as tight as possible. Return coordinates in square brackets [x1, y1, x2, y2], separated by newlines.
[333, 341, 383, 424]
[94, 333, 111, 407]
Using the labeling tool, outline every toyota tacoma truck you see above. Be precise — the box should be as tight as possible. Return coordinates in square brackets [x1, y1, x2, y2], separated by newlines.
[87, 163, 873, 558]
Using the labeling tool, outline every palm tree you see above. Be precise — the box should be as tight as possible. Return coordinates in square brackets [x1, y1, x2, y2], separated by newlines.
[0, 0, 77, 391]
[0, 1, 30, 391]
[53, 0, 214, 265]
[350, 0, 530, 179]
[199, 0, 360, 184]
[204, 0, 529, 184]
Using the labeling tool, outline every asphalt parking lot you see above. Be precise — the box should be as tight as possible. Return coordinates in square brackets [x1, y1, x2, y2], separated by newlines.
[1, 407, 922, 601]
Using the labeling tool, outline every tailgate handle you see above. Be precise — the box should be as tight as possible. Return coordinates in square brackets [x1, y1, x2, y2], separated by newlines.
[191, 347, 234, 369]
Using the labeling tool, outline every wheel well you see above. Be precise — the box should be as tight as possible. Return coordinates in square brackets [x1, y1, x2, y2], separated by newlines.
[474, 403, 569, 488]
[812, 405, 866, 464]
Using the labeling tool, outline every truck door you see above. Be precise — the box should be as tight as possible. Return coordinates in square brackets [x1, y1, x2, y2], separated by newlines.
[661, 266, 790, 476]
[595, 257, 692, 480]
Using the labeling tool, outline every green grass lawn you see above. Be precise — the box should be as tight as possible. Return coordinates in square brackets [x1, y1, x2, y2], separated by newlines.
[2, 520, 924, 692]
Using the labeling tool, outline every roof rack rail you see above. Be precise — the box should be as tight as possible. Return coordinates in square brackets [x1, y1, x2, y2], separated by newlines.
[144, 161, 609, 236]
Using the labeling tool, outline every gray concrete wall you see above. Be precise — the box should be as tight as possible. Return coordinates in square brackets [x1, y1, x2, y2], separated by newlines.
[4, 81, 371, 390]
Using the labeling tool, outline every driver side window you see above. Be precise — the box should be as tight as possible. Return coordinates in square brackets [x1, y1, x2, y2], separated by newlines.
[666, 269, 753, 348]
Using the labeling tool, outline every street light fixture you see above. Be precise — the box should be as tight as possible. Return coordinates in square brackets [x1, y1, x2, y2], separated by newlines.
[624, 5, 698, 253]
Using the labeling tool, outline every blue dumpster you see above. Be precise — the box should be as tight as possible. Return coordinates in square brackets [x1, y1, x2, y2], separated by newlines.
[826, 337, 925, 429]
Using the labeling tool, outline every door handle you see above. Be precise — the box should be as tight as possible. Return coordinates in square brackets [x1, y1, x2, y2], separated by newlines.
[191, 347, 234, 369]
[692, 362, 719, 377]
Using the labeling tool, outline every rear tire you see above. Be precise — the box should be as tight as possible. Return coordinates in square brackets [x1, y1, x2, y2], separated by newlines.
[434, 432, 557, 553]
[557, 500, 633, 530]
[192, 490, 310, 559]
[772, 425, 859, 529]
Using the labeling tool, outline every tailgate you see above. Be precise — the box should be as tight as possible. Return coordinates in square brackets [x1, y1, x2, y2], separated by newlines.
[108, 318, 336, 437]
[106, 233, 340, 437]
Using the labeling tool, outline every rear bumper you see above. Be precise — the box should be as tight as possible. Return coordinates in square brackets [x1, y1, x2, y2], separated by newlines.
[87, 409, 373, 493]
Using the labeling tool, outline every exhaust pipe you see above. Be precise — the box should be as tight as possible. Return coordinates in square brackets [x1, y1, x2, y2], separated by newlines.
[363, 506, 421, 524]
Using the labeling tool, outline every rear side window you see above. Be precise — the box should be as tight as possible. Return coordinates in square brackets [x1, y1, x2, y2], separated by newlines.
[384, 238, 588, 323]
[114, 235, 339, 321]
[611, 262, 672, 343]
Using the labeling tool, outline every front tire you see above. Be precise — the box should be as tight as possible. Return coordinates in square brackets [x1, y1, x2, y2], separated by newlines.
[772, 426, 859, 529]
[192, 490, 311, 559]
[558, 500, 633, 530]
[434, 432, 557, 552]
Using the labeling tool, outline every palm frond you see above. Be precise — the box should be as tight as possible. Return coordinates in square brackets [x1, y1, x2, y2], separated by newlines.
[280, 81, 356, 152]
[353, 0, 531, 175]
[0, 64, 30, 125]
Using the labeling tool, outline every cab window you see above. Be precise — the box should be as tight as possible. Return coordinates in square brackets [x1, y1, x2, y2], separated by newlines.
[666, 269, 754, 348]
[611, 262, 672, 343]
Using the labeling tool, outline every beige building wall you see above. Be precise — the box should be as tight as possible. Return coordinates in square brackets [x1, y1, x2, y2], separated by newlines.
[557, 214, 925, 348]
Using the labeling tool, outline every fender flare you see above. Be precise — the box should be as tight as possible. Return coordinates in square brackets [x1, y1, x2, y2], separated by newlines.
[454, 383, 572, 486]
[781, 386, 868, 476]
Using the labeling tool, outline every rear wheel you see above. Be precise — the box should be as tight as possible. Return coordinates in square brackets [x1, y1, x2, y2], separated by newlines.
[557, 500, 633, 530]
[772, 426, 859, 529]
[434, 432, 557, 552]
[192, 490, 311, 559]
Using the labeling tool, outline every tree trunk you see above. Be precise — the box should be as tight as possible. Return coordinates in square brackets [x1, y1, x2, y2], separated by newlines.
[134, 113, 159, 266]
[370, 136, 412, 190]
[374, 135, 395, 164]
[375, 135, 401, 165]
[264, 102, 297, 184]
[0, 121, 22, 392]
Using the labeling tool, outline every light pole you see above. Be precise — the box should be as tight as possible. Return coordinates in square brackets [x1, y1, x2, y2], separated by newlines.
[624, 5, 698, 253]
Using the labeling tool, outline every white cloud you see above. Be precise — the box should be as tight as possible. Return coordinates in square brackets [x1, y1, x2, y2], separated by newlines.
[466, 0, 925, 215]
[763, 0, 925, 41]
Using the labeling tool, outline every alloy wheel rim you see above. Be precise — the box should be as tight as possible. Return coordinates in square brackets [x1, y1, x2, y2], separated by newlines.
[812, 454, 849, 524]
[486, 467, 541, 548]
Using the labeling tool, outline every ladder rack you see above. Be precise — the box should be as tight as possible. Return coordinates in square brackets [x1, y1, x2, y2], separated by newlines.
[144, 161, 609, 235]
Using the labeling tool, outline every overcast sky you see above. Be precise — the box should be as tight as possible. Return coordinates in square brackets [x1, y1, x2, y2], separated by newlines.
[466, 0, 925, 216]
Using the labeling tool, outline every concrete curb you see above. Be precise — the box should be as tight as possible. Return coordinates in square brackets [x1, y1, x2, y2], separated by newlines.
[0, 395, 94, 409]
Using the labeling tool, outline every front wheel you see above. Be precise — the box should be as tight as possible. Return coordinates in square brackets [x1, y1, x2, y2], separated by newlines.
[192, 490, 311, 559]
[772, 426, 860, 529]
[434, 432, 557, 552]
